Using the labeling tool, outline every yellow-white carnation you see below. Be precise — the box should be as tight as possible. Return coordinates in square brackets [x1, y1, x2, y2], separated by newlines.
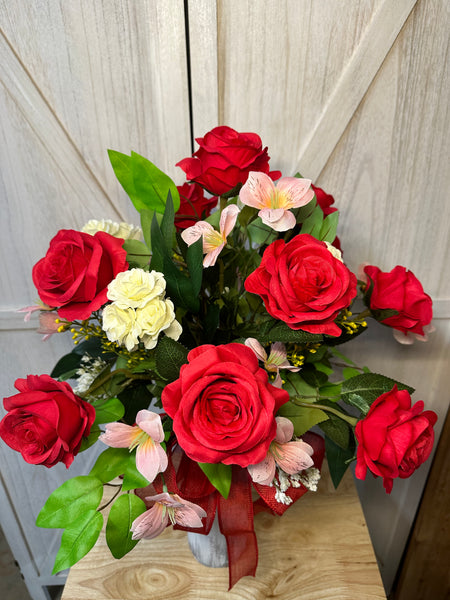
[82, 219, 142, 240]
[102, 304, 141, 352]
[136, 297, 182, 350]
[107, 269, 166, 309]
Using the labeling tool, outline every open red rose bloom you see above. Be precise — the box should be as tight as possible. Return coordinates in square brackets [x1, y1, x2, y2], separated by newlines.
[162, 343, 289, 466]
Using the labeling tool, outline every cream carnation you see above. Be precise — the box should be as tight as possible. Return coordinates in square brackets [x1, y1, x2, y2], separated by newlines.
[102, 304, 141, 351]
[107, 269, 166, 309]
[82, 219, 142, 240]
[136, 297, 182, 349]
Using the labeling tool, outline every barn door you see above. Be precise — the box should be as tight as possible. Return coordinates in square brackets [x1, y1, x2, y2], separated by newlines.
[1, 1, 449, 598]
[0, 2, 191, 599]
[186, 0, 450, 593]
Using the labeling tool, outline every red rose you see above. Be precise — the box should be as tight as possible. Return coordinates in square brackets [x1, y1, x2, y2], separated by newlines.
[0, 375, 96, 468]
[363, 265, 433, 338]
[176, 126, 281, 196]
[245, 234, 357, 336]
[175, 182, 218, 230]
[32, 229, 128, 321]
[161, 343, 288, 467]
[355, 385, 437, 493]
[312, 184, 341, 251]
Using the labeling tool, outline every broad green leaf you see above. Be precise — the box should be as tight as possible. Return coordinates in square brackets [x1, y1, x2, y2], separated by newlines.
[319, 211, 339, 243]
[106, 494, 146, 558]
[277, 402, 328, 437]
[122, 239, 151, 269]
[155, 336, 188, 382]
[51, 353, 83, 379]
[140, 208, 163, 249]
[294, 197, 317, 223]
[93, 397, 125, 425]
[186, 237, 204, 297]
[198, 463, 232, 499]
[247, 216, 278, 246]
[299, 204, 324, 238]
[325, 436, 355, 489]
[118, 383, 154, 425]
[108, 150, 138, 206]
[343, 367, 361, 380]
[249, 319, 323, 344]
[301, 366, 328, 389]
[319, 382, 342, 399]
[36, 476, 103, 529]
[52, 509, 103, 574]
[131, 151, 180, 213]
[122, 456, 152, 491]
[205, 209, 220, 228]
[344, 393, 371, 416]
[283, 373, 317, 400]
[89, 447, 131, 483]
[319, 414, 350, 449]
[341, 373, 414, 407]
[79, 425, 101, 452]
[160, 191, 176, 250]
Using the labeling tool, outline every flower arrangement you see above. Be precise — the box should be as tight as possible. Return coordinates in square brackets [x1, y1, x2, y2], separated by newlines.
[0, 126, 437, 588]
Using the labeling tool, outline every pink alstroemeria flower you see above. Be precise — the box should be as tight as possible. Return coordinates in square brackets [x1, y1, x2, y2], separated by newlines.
[245, 338, 300, 387]
[99, 410, 167, 483]
[248, 417, 314, 486]
[181, 204, 240, 267]
[131, 492, 206, 540]
[239, 171, 314, 231]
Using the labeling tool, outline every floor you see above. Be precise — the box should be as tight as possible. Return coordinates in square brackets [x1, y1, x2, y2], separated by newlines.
[0, 525, 63, 600]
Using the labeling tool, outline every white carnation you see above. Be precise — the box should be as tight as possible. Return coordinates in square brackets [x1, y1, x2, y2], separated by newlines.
[102, 304, 141, 351]
[107, 269, 167, 309]
[82, 219, 142, 240]
[136, 297, 182, 350]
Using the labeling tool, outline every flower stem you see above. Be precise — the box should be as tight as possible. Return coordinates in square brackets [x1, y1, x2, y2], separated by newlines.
[293, 399, 358, 427]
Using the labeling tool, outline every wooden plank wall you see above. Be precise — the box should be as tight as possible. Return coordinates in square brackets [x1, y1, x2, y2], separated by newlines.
[0, 0, 449, 597]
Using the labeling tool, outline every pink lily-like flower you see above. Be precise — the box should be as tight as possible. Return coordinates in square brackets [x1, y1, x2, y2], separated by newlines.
[239, 171, 314, 231]
[99, 410, 167, 483]
[248, 417, 314, 486]
[181, 204, 240, 267]
[131, 492, 206, 540]
[245, 338, 300, 387]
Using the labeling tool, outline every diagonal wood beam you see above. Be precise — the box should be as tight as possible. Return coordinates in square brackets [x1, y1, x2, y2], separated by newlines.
[296, 0, 419, 180]
[0, 28, 124, 220]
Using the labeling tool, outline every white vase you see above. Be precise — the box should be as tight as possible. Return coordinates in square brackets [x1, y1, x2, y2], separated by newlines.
[187, 514, 228, 567]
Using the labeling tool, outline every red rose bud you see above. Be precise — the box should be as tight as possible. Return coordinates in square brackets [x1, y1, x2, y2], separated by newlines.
[355, 386, 437, 493]
[175, 182, 218, 230]
[245, 234, 357, 336]
[161, 343, 289, 467]
[363, 265, 433, 341]
[32, 229, 128, 321]
[0, 375, 96, 468]
[176, 125, 281, 196]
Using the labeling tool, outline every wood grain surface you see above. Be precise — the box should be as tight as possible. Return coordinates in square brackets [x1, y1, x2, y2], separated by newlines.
[61, 466, 386, 600]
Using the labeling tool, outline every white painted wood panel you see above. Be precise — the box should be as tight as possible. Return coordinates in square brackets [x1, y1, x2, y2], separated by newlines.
[188, 0, 450, 593]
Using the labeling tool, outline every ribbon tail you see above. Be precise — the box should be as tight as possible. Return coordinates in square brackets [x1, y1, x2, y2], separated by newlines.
[218, 466, 258, 589]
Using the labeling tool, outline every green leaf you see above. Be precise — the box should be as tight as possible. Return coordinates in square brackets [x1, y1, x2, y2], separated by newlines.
[106, 494, 147, 559]
[299, 204, 324, 238]
[277, 402, 328, 437]
[89, 447, 131, 483]
[294, 197, 317, 223]
[341, 373, 414, 408]
[301, 366, 328, 388]
[52, 509, 103, 574]
[122, 239, 151, 269]
[319, 413, 350, 449]
[283, 373, 317, 399]
[79, 425, 101, 452]
[93, 397, 125, 425]
[160, 190, 176, 250]
[325, 436, 355, 489]
[247, 217, 278, 245]
[155, 336, 188, 382]
[36, 476, 103, 529]
[343, 367, 361, 380]
[319, 382, 342, 399]
[108, 150, 138, 205]
[319, 211, 339, 243]
[345, 393, 371, 416]
[118, 383, 154, 425]
[122, 455, 151, 491]
[131, 151, 180, 213]
[186, 237, 204, 297]
[51, 353, 83, 379]
[250, 319, 323, 344]
[198, 463, 232, 499]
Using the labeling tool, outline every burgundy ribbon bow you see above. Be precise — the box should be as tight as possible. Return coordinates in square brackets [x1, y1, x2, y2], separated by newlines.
[152, 432, 325, 589]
